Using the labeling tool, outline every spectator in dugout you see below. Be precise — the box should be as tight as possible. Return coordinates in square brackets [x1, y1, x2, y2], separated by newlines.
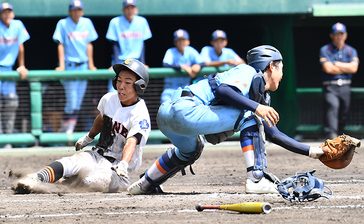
[0, 2, 30, 148]
[200, 29, 245, 69]
[161, 29, 204, 104]
[106, 0, 152, 92]
[52, 0, 98, 134]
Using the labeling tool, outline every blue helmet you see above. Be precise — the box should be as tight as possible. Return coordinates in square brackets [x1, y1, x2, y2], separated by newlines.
[247, 45, 283, 72]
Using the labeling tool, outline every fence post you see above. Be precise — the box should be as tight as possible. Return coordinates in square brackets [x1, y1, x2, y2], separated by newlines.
[30, 81, 42, 137]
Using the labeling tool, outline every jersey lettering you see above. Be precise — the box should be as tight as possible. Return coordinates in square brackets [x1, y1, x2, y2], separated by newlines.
[112, 121, 129, 138]
[67, 31, 90, 40]
[0, 37, 18, 45]
[120, 31, 143, 39]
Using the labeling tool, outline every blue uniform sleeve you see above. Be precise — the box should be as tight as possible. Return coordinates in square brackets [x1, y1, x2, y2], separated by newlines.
[52, 20, 64, 44]
[351, 47, 358, 60]
[87, 19, 98, 42]
[162, 49, 175, 66]
[263, 122, 310, 156]
[200, 46, 211, 63]
[17, 21, 30, 44]
[106, 18, 118, 41]
[215, 84, 259, 112]
[190, 47, 203, 64]
[227, 48, 241, 61]
[141, 17, 152, 40]
[319, 46, 331, 63]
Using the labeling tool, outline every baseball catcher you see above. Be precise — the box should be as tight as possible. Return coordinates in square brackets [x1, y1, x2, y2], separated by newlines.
[319, 134, 361, 169]
[12, 59, 151, 194]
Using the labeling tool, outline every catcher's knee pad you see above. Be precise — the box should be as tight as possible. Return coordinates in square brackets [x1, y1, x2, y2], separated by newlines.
[205, 130, 234, 145]
[190, 135, 205, 163]
[247, 166, 264, 182]
[252, 169, 264, 180]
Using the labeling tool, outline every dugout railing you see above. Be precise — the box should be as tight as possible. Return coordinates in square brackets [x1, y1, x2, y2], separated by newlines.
[0, 67, 228, 147]
[295, 87, 364, 139]
[0, 68, 363, 147]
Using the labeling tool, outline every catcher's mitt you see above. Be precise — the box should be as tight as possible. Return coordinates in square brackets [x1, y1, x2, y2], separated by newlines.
[319, 134, 361, 169]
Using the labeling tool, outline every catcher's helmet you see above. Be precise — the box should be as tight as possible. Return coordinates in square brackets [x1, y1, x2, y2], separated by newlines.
[247, 45, 283, 72]
[112, 59, 149, 95]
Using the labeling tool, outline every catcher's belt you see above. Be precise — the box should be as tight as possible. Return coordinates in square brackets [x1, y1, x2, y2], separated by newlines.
[277, 170, 332, 202]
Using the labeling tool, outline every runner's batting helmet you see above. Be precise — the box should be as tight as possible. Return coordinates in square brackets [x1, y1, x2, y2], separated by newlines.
[112, 59, 149, 95]
[247, 45, 283, 72]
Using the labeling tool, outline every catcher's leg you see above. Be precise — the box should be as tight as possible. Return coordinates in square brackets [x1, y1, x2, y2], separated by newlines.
[128, 136, 204, 195]
[240, 126, 278, 194]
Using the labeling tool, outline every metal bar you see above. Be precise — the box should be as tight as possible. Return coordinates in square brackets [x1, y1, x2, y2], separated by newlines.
[0, 67, 225, 81]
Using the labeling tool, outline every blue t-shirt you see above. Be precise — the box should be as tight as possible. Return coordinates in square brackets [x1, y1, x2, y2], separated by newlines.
[106, 15, 152, 62]
[163, 46, 203, 89]
[186, 64, 256, 105]
[0, 19, 30, 67]
[200, 46, 241, 69]
[53, 17, 98, 63]
[319, 43, 358, 81]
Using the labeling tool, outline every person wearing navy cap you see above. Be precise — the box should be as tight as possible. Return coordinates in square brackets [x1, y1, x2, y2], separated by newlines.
[319, 22, 359, 139]
[52, 0, 98, 134]
[106, 0, 152, 92]
[200, 29, 244, 69]
[0, 2, 30, 144]
[160, 29, 204, 103]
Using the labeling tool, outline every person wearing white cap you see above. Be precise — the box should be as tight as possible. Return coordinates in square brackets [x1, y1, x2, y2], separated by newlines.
[0, 2, 30, 144]
[200, 29, 244, 69]
[319, 22, 359, 139]
[106, 0, 152, 92]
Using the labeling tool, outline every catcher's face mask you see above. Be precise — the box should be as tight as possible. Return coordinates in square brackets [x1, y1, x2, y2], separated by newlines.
[277, 170, 332, 202]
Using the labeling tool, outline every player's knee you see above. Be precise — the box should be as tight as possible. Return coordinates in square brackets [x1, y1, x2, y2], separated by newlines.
[240, 125, 259, 138]
[179, 135, 205, 163]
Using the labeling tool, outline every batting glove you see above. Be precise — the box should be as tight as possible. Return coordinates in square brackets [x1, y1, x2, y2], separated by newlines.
[309, 146, 324, 159]
[112, 161, 129, 178]
[75, 133, 94, 151]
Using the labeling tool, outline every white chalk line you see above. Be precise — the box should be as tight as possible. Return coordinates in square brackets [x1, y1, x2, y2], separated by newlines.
[1, 204, 364, 219]
[3, 192, 364, 204]
[326, 179, 364, 184]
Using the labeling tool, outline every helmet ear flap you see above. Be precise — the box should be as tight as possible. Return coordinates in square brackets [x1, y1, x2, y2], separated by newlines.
[112, 75, 118, 90]
[134, 79, 147, 95]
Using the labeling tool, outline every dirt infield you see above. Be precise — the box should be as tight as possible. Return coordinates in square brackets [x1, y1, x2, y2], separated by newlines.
[0, 142, 363, 224]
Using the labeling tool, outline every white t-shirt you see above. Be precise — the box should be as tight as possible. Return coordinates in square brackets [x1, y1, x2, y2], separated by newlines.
[97, 92, 151, 171]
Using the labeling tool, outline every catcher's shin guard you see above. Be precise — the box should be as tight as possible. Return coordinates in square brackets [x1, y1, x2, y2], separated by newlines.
[241, 126, 267, 177]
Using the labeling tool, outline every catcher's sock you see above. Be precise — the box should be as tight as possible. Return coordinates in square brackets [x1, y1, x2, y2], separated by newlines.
[241, 136, 255, 174]
[146, 150, 177, 181]
[37, 161, 64, 183]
